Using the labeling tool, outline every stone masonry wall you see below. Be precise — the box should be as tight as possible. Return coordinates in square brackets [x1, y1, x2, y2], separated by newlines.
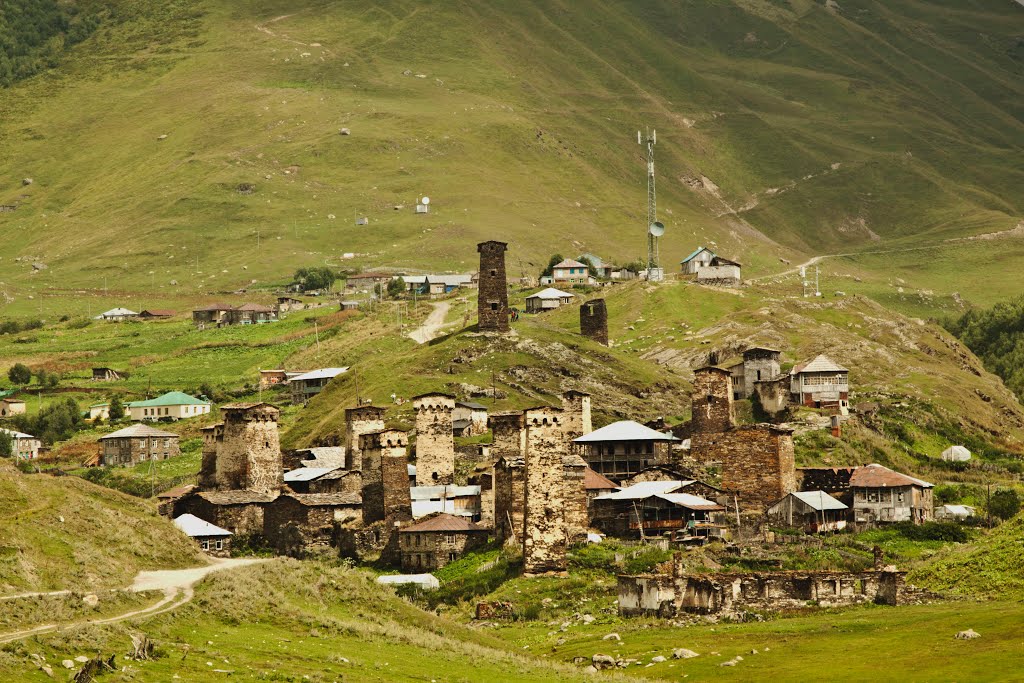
[216, 404, 282, 494]
[380, 430, 412, 522]
[562, 454, 588, 542]
[198, 424, 222, 490]
[522, 407, 569, 573]
[690, 367, 733, 434]
[359, 432, 384, 525]
[693, 425, 796, 511]
[560, 391, 592, 442]
[477, 241, 510, 332]
[344, 405, 386, 471]
[580, 299, 609, 345]
[494, 456, 525, 542]
[413, 394, 456, 485]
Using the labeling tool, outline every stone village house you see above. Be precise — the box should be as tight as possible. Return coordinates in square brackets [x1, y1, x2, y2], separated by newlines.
[99, 423, 180, 466]
[173, 513, 233, 557]
[399, 513, 488, 572]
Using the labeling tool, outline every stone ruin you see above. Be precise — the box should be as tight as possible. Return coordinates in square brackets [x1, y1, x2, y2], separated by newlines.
[580, 298, 609, 345]
[477, 240, 510, 332]
[412, 393, 456, 485]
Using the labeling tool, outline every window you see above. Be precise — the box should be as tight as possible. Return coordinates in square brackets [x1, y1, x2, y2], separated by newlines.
[490, 269, 497, 276]
[490, 302, 499, 311]
[449, 552, 457, 563]
[201, 540, 210, 550]
[445, 534, 457, 544]
[215, 540, 223, 550]
[415, 534, 421, 547]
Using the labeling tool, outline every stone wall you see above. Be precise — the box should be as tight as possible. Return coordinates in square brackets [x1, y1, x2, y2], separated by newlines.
[690, 367, 733, 434]
[743, 349, 781, 392]
[798, 467, 856, 494]
[753, 375, 790, 418]
[494, 456, 525, 542]
[359, 432, 384, 524]
[477, 241, 510, 332]
[468, 467, 495, 528]
[400, 530, 488, 572]
[693, 425, 796, 511]
[562, 454, 588, 542]
[344, 405, 386, 471]
[522, 407, 569, 573]
[215, 404, 283, 495]
[102, 435, 180, 466]
[413, 394, 456, 485]
[380, 430, 412, 522]
[580, 299, 609, 345]
[560, 390, 593, 441]
[489, 412, 525, 459]
[618, 557, 905, 617]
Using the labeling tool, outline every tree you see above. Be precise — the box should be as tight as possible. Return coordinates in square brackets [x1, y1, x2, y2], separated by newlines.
[108, 395, 125, 421]
[577, 256, 599, 278]
[387, 277, 406, 299]
[989, 489, 1021, 521]
[8, 363, 31, 385]
[541, 254, 564, 278]
[293, 267, 338, 292]
[0, 431, 12, 458]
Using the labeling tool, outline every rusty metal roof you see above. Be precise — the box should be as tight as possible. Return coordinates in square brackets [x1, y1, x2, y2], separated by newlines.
[100, 424, 178, 440]
[399, 513, 486, 533]
[584, 467, 619, 491]
[849, 463, 933, 489]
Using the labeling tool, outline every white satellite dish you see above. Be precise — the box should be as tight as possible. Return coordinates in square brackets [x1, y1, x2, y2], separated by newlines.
[421, 196, 430, 205]
[649, 221, 665, 237]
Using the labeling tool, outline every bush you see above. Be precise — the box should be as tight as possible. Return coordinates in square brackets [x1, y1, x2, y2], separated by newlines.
[989, 489, 1021, 521]
[891, 521, 969, 543]
[293, 267, 338, 292]
[108, 396, 125, 421]
[7, 363, 31, 384]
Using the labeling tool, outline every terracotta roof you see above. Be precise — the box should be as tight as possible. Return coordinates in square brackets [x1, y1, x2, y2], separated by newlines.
[197, 491, 278, 505]
[849, 464, 933, 489]
[399, 513, 485, 533]
[283, 492, 361, 506]
[100, 424, 178, 440]
[584, 467, 619, 491]
[157, 484, 196, 500]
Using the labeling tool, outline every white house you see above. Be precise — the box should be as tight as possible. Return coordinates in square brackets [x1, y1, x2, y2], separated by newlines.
[0, 427, 41, 459]
[128, 392, 212, 421]
[95, 307, 139, 321]
[791, 355, 850, 412]
[551, 259, 592, 285]
[525, 287, 574, 313]
[289, 367, 349, 404]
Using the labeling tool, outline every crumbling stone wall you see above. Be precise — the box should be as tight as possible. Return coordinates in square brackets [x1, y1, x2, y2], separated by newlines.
[413, 394, 456, 485]
[198, 424, 222, 490]
[215, 404, 283, 494]
[752, 375, 790, 418]
[618, 557, 905, 617]
[344, 405, 386, 471]
[477, 241, 510, 332]
[359, 432, 384, 525]
[468, 467, 495, 528]
[743, 348, 781, 390]
[494, 456, 525, 542]
[580, 299, 609, 345]
[489, 412, 525, 459]
[560, 390, 593, 441]
[263, 495, 359, 557]
[522, 407, 569, 574]
[690, 367, 734, 434]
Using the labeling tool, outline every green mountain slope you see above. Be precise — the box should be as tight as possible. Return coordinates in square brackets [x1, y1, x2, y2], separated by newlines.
[0, 0, 1021, 314]
[0, 460, 203, 594]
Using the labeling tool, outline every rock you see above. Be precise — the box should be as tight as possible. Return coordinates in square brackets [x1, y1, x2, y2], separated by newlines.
[583, 665, 598, 674]
[62, 660, 74, 669]
[74, 656, 89, 664]
[592, 654, 616, 670]
[402, 69, 412, 75]
[40, 664, 53, 678]
[236, 183, 256, 194]
[170, 280, 178, 285]
[750, 649, 759, 655]
[673, 648, 699, 659]
[340, 128, 351, 135]
[602, 633, 621, 641]
[31, 262, 47, 271]
[956, 629, 981, 640]
[581, 614, 595, 624]
[82, 594, 99, 607]
[720, 659, 737, 667]
[651, 656, 666, 663]
[157, 134, 167, 140]
[22, 178, 33, 186]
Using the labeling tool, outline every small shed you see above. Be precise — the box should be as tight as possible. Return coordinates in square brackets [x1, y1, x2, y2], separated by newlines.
[941, 445, 971, 462]
[173, 513, 233, 556]
[0, 398, 26, 417]
[935, 504, 976, 520]
[767, 491, 848, 533]
[96, 307, 139, 321]
[525, 287, 574, 313]
[138, 309, 175, 319]
[92, 367, 122, 382]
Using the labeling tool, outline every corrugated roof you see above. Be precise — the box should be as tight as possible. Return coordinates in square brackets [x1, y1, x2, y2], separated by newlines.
[283, 467, 342, 482]
[680, 246, 713, 264]
[410, 485, 480, 500]
[99, 307, 138, 317]
[849, 464, 933, 489]
[526, 287, 574, 300]
[0, 427, 35, 439]
[128, 391, 209, 408]
[100, 424, 179, 440]
[174, 514, 232, 537]
[793, 354, 848, 375]
[456, 401, 488, 410]
[584, 467, 620, 491]
[788, 490, 848, 511]
[289, 367, 349, 382]
[655, 493, 725, 511]
[400, 513, 485, 533]
[553, 259, 587, 269]
[938, 504, 975, 516]
[574, 420, 679, 443]
[412, 500, 476, 518]
[234, 303, 275, 312]
[595, 481, 693, 500]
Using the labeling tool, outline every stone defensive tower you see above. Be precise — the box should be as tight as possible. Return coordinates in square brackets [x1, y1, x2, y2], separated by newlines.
[215, 403, 283, 495]
[360, 429, 411, 524]
[198, 422, 223, 490]
[580, 299, 609, 346]
[477, 241, 510, 332]
[412, 393, 456, 485]
[522, 407, 569, 574]
[560, 390, 592, 441]
[690, 367, 734, 435]
[344, 405, 386, 471]
[489, 411, 526, 460]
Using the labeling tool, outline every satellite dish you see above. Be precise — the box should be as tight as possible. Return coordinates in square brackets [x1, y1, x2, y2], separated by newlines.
[421, 197, 430, 205]
[649, 221, 665, 237]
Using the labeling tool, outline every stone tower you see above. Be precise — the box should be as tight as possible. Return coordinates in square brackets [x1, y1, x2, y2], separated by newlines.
[412, 393, 456, 485]
[489, 411, 526, 460]
[198, 422, 223, 490]
[490, 411, 526, 542]
[361, 429, 411, 524]
[344, 405, 386, 471]
[742, 347, 781, 394]
[215, 403, 283, 494]
[690, 367, 734, 435]
[560, 390, 592, 441]
[522, 406, 569, 574]
[477, 241, 510, 332]
[580, 299, 609, 346]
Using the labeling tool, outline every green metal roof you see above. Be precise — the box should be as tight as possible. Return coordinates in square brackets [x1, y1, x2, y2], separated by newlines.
[680, 246, 713, 264]
[128, 391, 209, 408]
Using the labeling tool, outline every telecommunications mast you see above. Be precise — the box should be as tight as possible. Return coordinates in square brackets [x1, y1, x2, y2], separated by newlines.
[639, 128, 664, 281]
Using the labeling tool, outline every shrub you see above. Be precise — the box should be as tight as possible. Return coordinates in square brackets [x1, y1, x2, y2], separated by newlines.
[989, 489, 1021, 521]
[891, 521, 968, 543]
[7, 363, 31, 384]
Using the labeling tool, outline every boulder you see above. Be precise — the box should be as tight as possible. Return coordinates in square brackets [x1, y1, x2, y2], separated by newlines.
[673, 648, 699, 659]
[956, 629, 981, 640]
[602, 633, 620, 641]
[651, 655, 666, 663]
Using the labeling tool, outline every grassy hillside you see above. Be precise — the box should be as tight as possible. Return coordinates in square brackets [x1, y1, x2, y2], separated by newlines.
[0, 0, 1022, 319]
[0, 460, 203, 594]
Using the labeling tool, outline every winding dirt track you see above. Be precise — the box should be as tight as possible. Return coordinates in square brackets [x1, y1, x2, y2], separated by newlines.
[0, 558, 266, 645]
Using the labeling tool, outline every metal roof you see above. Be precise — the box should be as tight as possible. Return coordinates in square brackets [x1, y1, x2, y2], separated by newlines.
[128, 391, 209, 408]
[595, 480, 694, 500]
[654, 493, 725, 511]
[938, 504, 975, 516]
[377, 573, 439, 589]
[400, 513, 485, 533]
[788, 490, 848, 511]
[849, 464, 933, 489]
[0, 427, 35, 439]
[553, 259, 587, 269]
[174, 514, 232, 538]
[574, 420, 679, 443]
[410, 485, 480, 500]
[98, 307, 138, 317]
[680, 246, 713, 263]
[289, 367, 349, 382]
[100, 424, 178, 440]
[584, 468, 620, 491]
[793, 354, 848, 375]
[283, 467, 342, 482]
[526, 287, 574, 300]
[456, 401, 488, 410]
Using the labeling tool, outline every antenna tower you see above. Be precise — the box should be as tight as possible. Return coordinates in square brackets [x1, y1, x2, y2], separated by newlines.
[638, 128, 664, 281]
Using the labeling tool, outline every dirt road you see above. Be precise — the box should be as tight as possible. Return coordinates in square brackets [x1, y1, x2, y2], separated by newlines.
[408, 301, 453, 344]
[0, 558, 265, 645]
